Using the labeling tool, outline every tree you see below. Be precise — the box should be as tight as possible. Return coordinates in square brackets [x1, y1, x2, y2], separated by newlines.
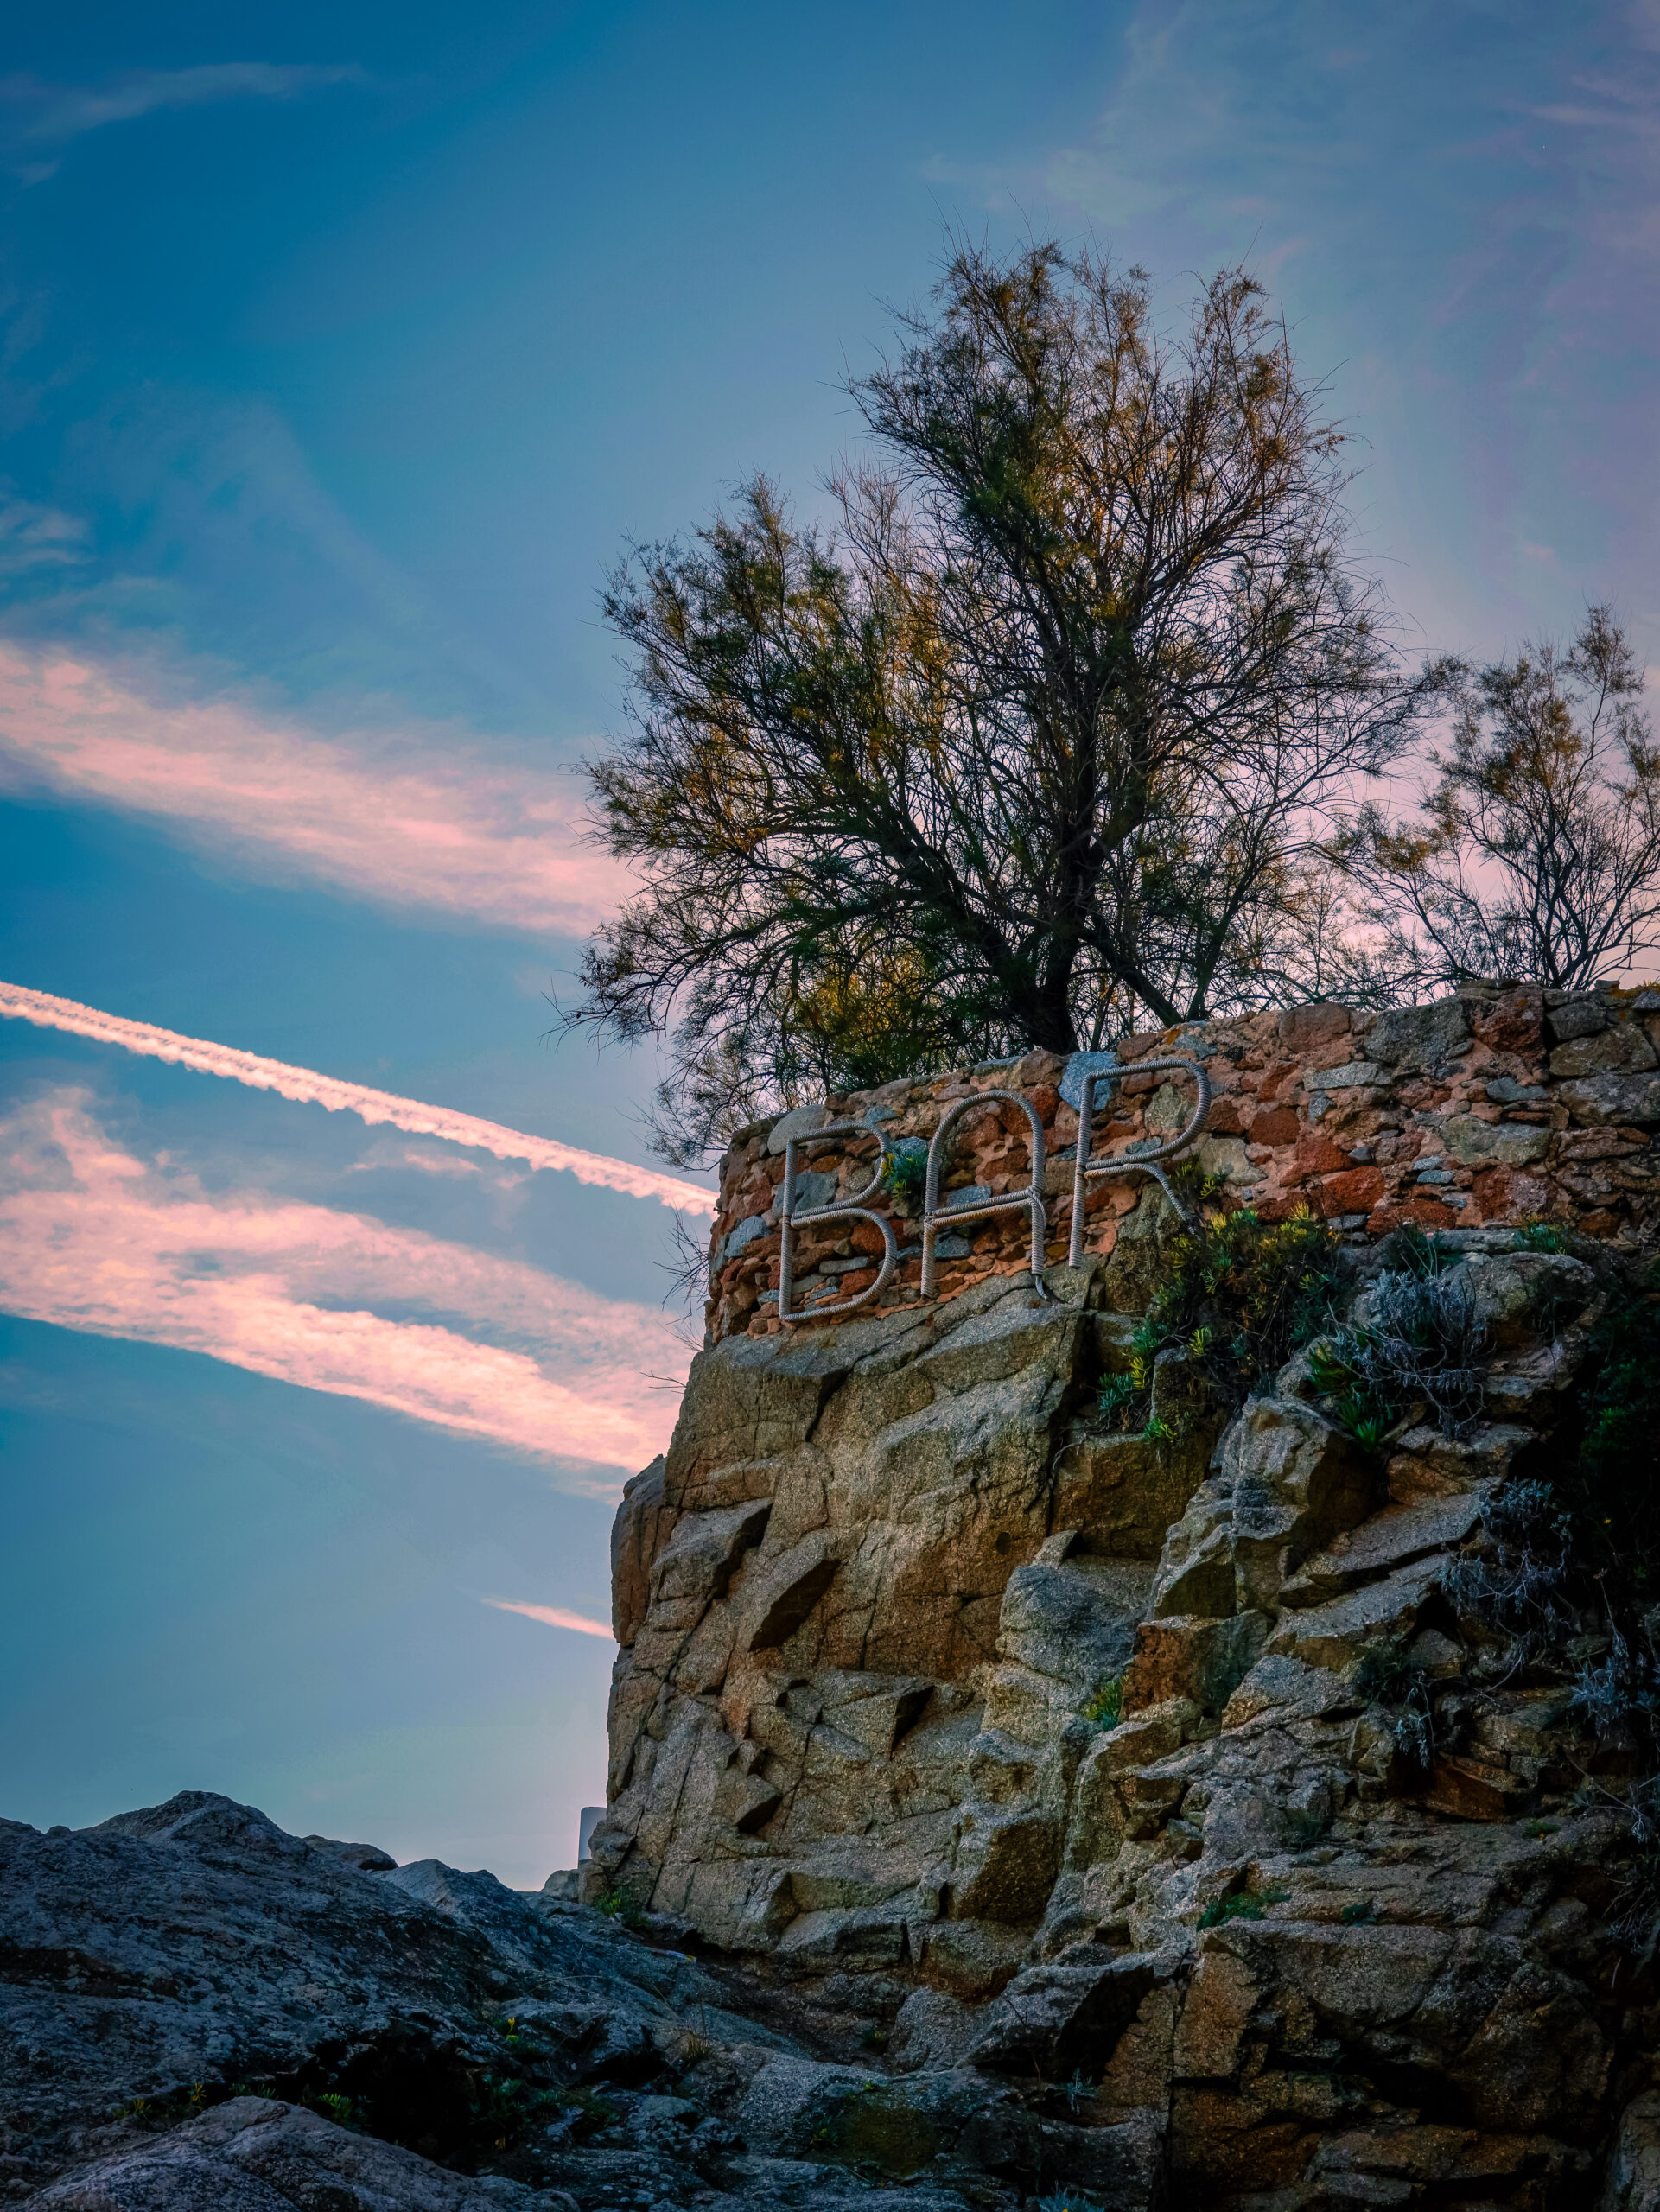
[1332, 607, 1660, 994]
[566, 240, 1420, 1159]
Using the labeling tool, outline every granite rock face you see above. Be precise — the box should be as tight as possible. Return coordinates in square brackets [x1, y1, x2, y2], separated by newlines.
[594, 1196, 1660, 2209]
[2, 1792, 1091, 2212]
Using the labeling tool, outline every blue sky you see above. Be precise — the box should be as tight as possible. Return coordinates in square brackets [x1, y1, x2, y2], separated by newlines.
[3, 0, 1656, 1885]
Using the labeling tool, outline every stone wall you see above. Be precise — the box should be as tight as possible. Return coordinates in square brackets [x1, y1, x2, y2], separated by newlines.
[703, 982, 1660, 1345]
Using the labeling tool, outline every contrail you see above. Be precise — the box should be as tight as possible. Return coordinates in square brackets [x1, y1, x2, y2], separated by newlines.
[483, 1598, 614, 1639]
[0, 980, 715, 1216]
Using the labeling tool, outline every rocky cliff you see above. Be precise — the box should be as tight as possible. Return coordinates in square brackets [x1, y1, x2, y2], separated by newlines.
[591, 986, 1660, 2209]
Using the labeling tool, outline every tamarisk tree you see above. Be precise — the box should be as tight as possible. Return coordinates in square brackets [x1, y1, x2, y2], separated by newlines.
[1332, 607, 1660, 995]
[567, 241, 1419, 1157]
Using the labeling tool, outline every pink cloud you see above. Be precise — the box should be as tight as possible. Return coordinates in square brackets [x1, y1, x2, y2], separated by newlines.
[483, 1599, 614, 1640]
[0, 1091, 691, 1487]
[0, 980, 714, 1215]
[0, 647, 633, 935]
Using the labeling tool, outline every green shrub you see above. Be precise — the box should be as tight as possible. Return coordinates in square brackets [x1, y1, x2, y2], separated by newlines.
[1145, 1192, 1345, 1403]
[1311, 1262, 1485, 1445]
[1096, 1370, 1145, 1431]
[1377, 1222, 1458, 1279]
[1198, 1885, 1288, 1930]
[1082, 1678, 1124, 1731]
[596, 1889, 646, 1930]
[881, 1137, 929, 1205]
[1353, 1637, 1435, 1765]
[1097, 1187, 1345, 1438]
[1515, 1220, 1567, 1254]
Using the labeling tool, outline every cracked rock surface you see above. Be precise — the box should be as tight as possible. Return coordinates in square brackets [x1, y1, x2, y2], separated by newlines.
[588, 1229, 1660, 2209]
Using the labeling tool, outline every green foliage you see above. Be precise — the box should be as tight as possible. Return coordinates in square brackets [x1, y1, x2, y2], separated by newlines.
[1198, 1885, 1289, 1930]
[569, 238, 1420, 1160]
[1082, 1678, 1124, 1732]
[1096, 1370, 1145, 1431]
[550, 2087, 619, 2131]
[880, 1138, 929, 1205]
[1377, 1222, 1458, 1279]
[1140, 1198, 1345, 1408]
[311, 2093, 354, 2126]
[1515, 1219, 1567, 1254]
[1058, 2070, 1094, 2113]
[1095, 1192, 1344, 1447]
[1333, 607, 1660, 996]
[1353, 1637, 1435, 1765]
[1311, 1260, 1485, 1445]
[596, 1888, 646, 1929]
[1307, 1334, 1396, 1450]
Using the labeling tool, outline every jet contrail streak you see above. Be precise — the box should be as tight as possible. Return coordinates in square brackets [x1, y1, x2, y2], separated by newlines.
[0, 980, 715, 1215]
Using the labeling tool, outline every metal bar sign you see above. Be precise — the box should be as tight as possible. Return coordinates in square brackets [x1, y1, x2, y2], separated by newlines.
[921, 1090, 1047, 1299]
[774, 1062, 1211, 1324]
[1066, 1058, 1211, 1268]
[778, 1122, 899, 1326]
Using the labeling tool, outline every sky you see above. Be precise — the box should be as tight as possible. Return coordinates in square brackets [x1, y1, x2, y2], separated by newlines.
[3, 0, 1657, 1886]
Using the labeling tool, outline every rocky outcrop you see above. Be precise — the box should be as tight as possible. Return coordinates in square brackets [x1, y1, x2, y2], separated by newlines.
[593, 1053, 1660, 2209]
[10, 988, 1660, 2212]
[3, 1791, 1109, 2211]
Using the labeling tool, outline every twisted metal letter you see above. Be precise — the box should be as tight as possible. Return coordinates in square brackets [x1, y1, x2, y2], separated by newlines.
[921, 1090, 1048, 1299]
[1067, 1058, 1212, 1269]
[777, 1122, 899, 1325]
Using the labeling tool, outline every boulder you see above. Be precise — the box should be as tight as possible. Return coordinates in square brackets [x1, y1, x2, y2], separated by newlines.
[1603, 2091, 1660, 2212]
[19, 2100, 569, 2212]
[0, 1794, 800, 2205]
[1219, 1396, 1375, 1610]
[965, 1955, 1164, 2078]
[1268, 1556, 1444, 1669]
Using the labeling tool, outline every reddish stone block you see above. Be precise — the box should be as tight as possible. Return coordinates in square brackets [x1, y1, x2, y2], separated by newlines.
[1471, 986, 1546, 1058]
[1291, 1130, 1347, 1180]
[1316, 1166, 1385, 1215]
[1248, 1105, 1301, 1147]
[1470, 1166, 1515, 1221]
[1276, 1002, 1352, 1050]
[1207, 1096, 1248, 1136]
[1253, 1192, 1307, 1224]
[1402, 1192, 1456, 1229]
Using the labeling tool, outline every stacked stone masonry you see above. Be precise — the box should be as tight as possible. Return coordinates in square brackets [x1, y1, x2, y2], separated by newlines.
[591, 986, 1660, 2211]
[704, 982, 1660, 1344]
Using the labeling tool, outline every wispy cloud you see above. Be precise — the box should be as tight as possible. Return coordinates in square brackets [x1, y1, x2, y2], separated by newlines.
[483, 1599, 614, 1640]
[0, 648, 633, 935]
[0, 489, 88, 580]
[0, 1090, 690, 1485]
[0, 65, 366, 180]
[0, 982, 713, 1216]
